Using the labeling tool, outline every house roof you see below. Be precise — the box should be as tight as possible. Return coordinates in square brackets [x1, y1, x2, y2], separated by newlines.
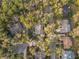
[7, 20, 26, 37]
[62, 37, 73, 49]
[55, 19, 71, 33]
[11, 43, 28, 54]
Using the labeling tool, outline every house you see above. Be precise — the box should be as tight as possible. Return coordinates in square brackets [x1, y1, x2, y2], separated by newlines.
[61, 50, 75, 59]
[55, 19, 71, 33]
[11, 43, 28, 59]
[61, 36, 73, 49]
[6, 17, 26, 37]
[11, 43, 28, 54]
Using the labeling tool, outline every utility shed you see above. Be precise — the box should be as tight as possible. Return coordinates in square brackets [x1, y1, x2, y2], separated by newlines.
[34, 23, 43, 35]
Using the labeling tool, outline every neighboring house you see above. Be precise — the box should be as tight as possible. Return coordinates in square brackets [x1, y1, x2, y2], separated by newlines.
[61, 36, 73, 49]
[55, 19, 71, 33]
[11, 43, 28, 54]
[11, 43, 28, 59]
[6, 16, 26, 37]
[61, 50, 75, 59]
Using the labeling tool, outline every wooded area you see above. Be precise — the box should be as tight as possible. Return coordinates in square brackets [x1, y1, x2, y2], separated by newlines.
[0, 0, 79, 59]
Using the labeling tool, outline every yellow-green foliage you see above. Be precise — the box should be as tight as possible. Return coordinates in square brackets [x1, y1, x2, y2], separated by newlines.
[0, 0, 79, 58]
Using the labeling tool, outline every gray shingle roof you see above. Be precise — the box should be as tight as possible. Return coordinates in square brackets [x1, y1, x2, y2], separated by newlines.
[11, 43, 28, 54]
